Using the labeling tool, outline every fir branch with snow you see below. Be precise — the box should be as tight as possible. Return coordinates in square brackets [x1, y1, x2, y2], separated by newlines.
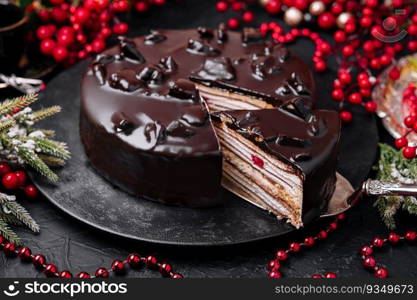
[0, 93, 70, 245]
[375, 143, 417, 229]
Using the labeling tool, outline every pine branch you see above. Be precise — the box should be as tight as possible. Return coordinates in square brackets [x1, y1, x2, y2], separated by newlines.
[0, 218, 21, 245]
[0, 94, 38, 116]
[31, 137, 70, 159]
[0, 118, 16, 133]
[39, 129, 56, 138]
[0, 194, 40, 233]
[30, 106, 61, 123]
[18, 148, 59, 182]
[0, 213, 23, 226]
[38, 154, 66, 166]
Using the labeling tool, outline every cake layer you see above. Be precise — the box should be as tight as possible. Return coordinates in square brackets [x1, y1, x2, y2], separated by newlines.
[212, 102, 341, 226]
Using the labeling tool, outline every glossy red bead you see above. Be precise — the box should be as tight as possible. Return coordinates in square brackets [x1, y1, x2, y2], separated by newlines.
[317, 230, 328, 240]
[171, 273, 184, 279]
[342, 45, 354, 57]
[328, 222, 338, 231]
[311, 274, 322, 278]
[372, 237, 385, 248]
[265, 0, 281, 15]
[53, 46, 68, 62]
[268, 270, 282, 278]
[334, 30, 346, 43]
[45, 264, 58, 277]
[374, 267, 388, 278]
[227, 18, 239, 29]
[405, 231, 417, 242]
[145, 255, 158, 269]
[95, 268, 109, 278]
[242, 11, 254, 23]
[318, 12, 336, 29]
[340, 111, 352, 123]
[111, 260, 126, 274]
[159, 262, 172, 277]
[33, 254, 46, 268]
[127, 253, 142, 268]
[395, 137, 408, 149]
[362, 256, 377, 269]
[289, 242, 301, 253]
[18, 247, 32, 261]
[59, 270, 73, 278]
[364, 101, 377, 113]
[267, 260, 280, 271]
[336, 213, 345, 221]
[388, 233, 401, 244]
[324, 272, 337, 278]
[360, 245, 373, 256]
[348, 93, 362, 105]
[275, 250, 288, 261]
[216, 1, 228, 12]
[76, 272, 91, 278]
[3, 242, 16, 257]
[304, 237, 315, 247]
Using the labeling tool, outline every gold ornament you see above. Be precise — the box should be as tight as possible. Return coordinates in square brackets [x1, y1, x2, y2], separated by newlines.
[259, 0, 269, 6]
[309, 1, 325, 16]
[337, 12, 352, 29]
[284, 7, 303, 26]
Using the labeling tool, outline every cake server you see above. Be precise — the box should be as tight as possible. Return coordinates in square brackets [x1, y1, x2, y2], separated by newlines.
[321, 173, 417, 217]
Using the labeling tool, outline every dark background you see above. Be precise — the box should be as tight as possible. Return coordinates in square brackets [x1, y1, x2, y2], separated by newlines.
[1, 0, 417, 278]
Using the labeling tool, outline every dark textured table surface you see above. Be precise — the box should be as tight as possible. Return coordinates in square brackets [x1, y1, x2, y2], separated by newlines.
[1, 0, 417, 278]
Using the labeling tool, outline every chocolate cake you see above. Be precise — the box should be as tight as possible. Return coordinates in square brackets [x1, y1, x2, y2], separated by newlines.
[211, 99, 340, 228]
[80, 26, 339, 226]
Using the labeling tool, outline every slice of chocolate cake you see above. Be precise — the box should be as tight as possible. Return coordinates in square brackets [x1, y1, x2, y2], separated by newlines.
[211, 99, 341, 227]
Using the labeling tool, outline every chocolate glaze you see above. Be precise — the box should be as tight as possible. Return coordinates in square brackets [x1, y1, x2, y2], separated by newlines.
[212, 100, 341, 221]
[80, 28, 318, 207]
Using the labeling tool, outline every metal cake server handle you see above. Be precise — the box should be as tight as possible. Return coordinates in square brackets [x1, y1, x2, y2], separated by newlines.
[321, 174, 417, 218]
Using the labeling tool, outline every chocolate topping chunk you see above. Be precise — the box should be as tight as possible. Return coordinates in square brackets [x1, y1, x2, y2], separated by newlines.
[168, 79, 197, 100]
[196, 57, 236, 81]
[251, 55, 282, 80]
[109, 71, 143, 92]
[187, 39, 221, 56]
[111, 112, 136, 134]
[275, 135, 312, 148]
[276, 73, 311, 96]
[158, 56, 177, 74]
[237, 112, 259, 127]
[166, 120, 195, 138]
[144, 31, 167, 45]
[275, 46, 290, 63]
[119, 38, 145, 63]
[93, 54, 115, 65]
[92, 64, 106, 86]
[292, 153, 312, 162]
[136, 65, 164, 85]
[242, 27, 264, 45]
[180, 106, 208, 126]
[144, 121, 165, 146]
[217, 23, 228, 43]
[197, 27, 214, 40]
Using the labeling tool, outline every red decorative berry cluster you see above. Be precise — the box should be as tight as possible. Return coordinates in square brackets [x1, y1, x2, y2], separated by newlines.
[267, 213, 345, 278]
[360, 231, 417, 278]
[216, 0, 257, 29]
[394, 82, 417, 159]
[31, 0, 169, 65]
[0, 234, 183, 278]
[0, 162, 39, 199]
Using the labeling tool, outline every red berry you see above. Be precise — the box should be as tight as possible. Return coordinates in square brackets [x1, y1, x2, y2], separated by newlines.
[14, 171, 27, 187]
[370, 58, 381, 70]
[389, 66, 401, 80]
[348, 93, 362, 105]
[364, 101, 377, 113]
[116, 0, 129, 12]
[315, 60, 327, 72]
[216, 1, 228, 12]
[380, 55, 392, 66]
[0, 162, 12, 176]
[92, 39, 106, 53]
[388, 232, 400, 244]
[342, 45, 354, 57]
[40, 39, 56, 56]
[318, 12, 336, 29]
[317, 230, 328, 240]
[365, 0, 378, 8]
[3, 242, 16, 257]
[404, 116, 416, 128]
[38, 9, 50, 23]
[57, 33, 74, 47]
[153, 0, 166, 5]
[53, 45, 68, 62]
[113, 22, 129, 35]
[360, 245, 373, 256]
[360, 16, 373, 28]
[36, 26, 54, 40]
[51, 7, 67, 23]
[338, 71, 352, 84]
[227, 17, 239, 29]
[304, 237, 315, 247]
[374, 267, 388, 278]
[135, 1, 149, 12]
[332, 89, 344, 101]
[127, 253, 142, 268]
[405, 231, 417, 242]
[395, 137, 408, 149]
[18, 247, 32, 261]
[340, 111, 352, 123]
[289, 242, 301, 253]
[334, 30, 346, 43]
[24, 185, 39, 199]
[74, 7, 90, 24]
[231, 2, 244, 12]
[265, 0, 281, 15]
[2, 173, 19, 190]
[45, 264, 58, 277]
[59, 270, 73, 278]
[159, 262, 172, 277]
[242, 11, 254, 23]
[403, 146, 416, 159]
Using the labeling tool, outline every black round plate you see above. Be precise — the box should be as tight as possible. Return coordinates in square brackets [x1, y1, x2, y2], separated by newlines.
[31, 59, 378, 246]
